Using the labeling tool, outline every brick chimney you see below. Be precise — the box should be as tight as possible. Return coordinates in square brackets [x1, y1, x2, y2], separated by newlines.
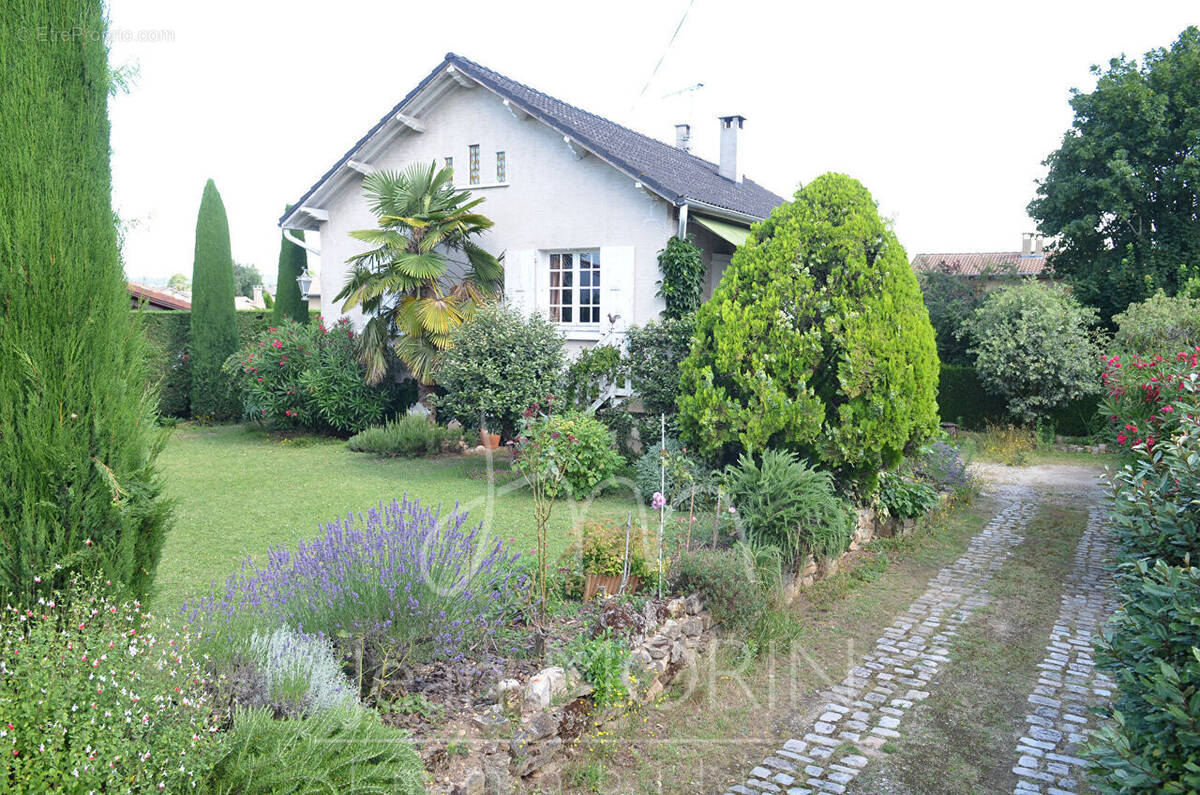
[674, 123, 691, 152]
[718, 115, 745, 183]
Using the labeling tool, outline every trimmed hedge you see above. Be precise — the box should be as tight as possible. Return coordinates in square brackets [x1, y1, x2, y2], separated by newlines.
[938, 364, 1098, 436]
[142, 309, 318, 418]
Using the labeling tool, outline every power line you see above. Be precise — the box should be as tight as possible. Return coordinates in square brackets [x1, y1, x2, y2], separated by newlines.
[631, 0, 696, 111]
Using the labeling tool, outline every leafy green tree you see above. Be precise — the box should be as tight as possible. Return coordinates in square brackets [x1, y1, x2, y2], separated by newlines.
[656, 236, 705, 319]
[917, 260, 1012, 365]
[434, 303, 564, 438]
[272, 223, 309, 324]
[232, 263, 262, 299]
[189, 180, 240, 420]
[677, 173, 940, 488]
[335, 162, 503, 405]
[961, 281, 1101, 424]
[0, 0, 170, 601]
[1029, 26, 1200, 323]
[167, 273, 190, 292]
[1112, 290, 1200, 355]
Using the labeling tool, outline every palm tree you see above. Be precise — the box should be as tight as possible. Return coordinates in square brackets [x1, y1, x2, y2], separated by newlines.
[336, 162, 503, 403]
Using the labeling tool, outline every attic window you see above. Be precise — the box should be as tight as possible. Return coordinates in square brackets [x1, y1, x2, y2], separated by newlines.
[496, 151, 506, 183]
[468, 144, 480, 185]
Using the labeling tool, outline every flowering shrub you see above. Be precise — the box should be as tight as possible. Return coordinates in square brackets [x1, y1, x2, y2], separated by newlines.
[510, 406, 622, 499]
[915, 440, 970, 489]
[184, 497, 523, 668]
[1, 580, 221, 791]
[225, 318, 395, 435]
[1100, 349, 1200, 450]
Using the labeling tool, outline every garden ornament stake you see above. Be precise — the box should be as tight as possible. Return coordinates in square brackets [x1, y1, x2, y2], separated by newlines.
[658, 413, 666, 597]
[620, 511, 632, 593]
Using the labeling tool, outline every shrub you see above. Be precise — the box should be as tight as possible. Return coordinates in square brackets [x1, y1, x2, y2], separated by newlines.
[434, 303, 565, 438]
[347, 415, 460, 457]
[978, 424, 1035, 466]
[937, 363, 1009, 430]
[678, 173, 940, 488]
[578, 518, 653, 582]
[1, 581, 221, 791]
[722, 449, 856, 562]
[633, 438, 706, 508]
[184, 497, 522, 674]
[877, 472, 940, 519]
[917, 262, 994, 365]
[915, 441, 969, 489]
[558, 632, 631, 708]
[226, 318, 396, 435]
[961, 281, 1102, 424]
[243, 627, 357, 718]
[190, 179, 242, 420]
[511, 409, 622, 498]
[206, 705, 424, 794]
[1112, 291, 1200, 356]
[1100, 350, 1200, 452]
[0, 0, 170, 602]
[561, 344, 627, 411]
[668, 547, 766, 632]
[656, 236, 705, 320]
[626, 317, 695, 425]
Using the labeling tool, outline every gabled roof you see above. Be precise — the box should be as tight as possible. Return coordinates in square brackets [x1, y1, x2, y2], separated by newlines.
[911, 251, 1048, 277]
[128, 283, 191, 310]
[281, 53, 785, 229]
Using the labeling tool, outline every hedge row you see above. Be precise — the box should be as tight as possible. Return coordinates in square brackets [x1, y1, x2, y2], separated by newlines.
[142, 309, 318, 417]
[938, 364, 1098, 436]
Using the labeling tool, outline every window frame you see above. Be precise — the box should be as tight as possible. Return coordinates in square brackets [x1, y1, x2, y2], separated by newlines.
[468, 144, 480, 185]
[546, 249, 601, 326]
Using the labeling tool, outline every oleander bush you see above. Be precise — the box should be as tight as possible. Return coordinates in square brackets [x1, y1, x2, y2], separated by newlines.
[721, 449, 856, 563]
[0, 580, 222, 791]
[1099, 350, 1199, 452]
[347, 414, 461, 458]
[677, 173, 939, 489]
[206, 705, 425, 794]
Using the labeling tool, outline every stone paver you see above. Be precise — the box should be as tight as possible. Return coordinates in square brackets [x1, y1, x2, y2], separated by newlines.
[1008, 503, 1117, 794]
[723, 486, 1037, 795]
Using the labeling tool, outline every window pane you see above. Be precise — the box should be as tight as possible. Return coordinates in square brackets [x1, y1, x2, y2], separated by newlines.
[562, 307, 572, 323]
[580, 271, 591, 288]
[469, 144, 480, 185]
[496, 151, 506, 182]
[562, 272, 573, 287]
[550, 272, 560, 287]
[593, 271, 600, 286]
[551, 306, 561, 322]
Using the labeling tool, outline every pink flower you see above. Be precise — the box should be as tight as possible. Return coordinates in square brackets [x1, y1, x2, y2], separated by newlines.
[651, 492, 666, 510]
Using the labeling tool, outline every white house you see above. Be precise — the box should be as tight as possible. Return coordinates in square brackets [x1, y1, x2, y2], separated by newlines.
[279, 53, 785, 347]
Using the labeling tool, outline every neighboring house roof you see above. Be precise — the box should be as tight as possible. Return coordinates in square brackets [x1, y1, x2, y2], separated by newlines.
[128, 283, 191, 310]
[910, 251, 1048, 277]
[280, 53, 785, 230]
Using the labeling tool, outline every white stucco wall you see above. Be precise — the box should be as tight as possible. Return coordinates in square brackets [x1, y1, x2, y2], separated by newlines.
[309, 84, 676, 344]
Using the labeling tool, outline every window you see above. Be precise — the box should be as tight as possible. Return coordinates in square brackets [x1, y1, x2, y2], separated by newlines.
[444, 156, 453, 182]
[496, 151, 506, 182]
[548, 250, 600, 324]
[468, 144, 480, 185]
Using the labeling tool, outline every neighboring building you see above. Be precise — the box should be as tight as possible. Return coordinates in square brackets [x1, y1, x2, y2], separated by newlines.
[911, 233, 1050, 286]
[279, 53, 785, 347]
[128, 283, 191, 311]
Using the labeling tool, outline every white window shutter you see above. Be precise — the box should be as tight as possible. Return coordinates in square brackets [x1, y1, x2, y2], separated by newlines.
[504, 249, 537, 315]
[600, 246, 635, 331]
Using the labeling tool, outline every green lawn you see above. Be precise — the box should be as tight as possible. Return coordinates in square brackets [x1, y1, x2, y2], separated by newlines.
[153, 424, 644, 613]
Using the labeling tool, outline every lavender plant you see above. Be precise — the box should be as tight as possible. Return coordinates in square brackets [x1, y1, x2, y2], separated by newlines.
[245, 626, 357, 717]
[185, 497, 524, 672]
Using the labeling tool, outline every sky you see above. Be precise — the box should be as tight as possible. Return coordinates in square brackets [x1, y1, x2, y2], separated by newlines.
[107, 0, 1199, 287]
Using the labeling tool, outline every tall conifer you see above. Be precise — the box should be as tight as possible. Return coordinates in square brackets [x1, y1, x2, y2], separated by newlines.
[189, 179, 239, 419]
[272, 219, 309, 324]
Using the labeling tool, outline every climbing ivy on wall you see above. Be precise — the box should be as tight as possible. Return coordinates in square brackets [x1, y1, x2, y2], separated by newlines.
[656, 236, 705, 319]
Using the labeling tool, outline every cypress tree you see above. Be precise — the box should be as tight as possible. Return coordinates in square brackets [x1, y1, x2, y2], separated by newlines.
[0, 0, 170, 601]
[273, 217, 309, 324]
[189, 179, 240, 419]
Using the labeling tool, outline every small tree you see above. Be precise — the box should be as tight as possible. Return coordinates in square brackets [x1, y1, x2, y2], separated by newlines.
[273, 224, 309, 325]
[232, 263, 262, 299]
[918, 260, 1009, 365]
[656, 236, 705, 319]
[167, 273, 190, 292]
[0, 0, 170, 601]
[1112, 290, 1200, 355]
[189, 179, 240, 420]
[678, 173, 940, 488]
[961, 281, 1101, 424]
[434, 303, 564, 438]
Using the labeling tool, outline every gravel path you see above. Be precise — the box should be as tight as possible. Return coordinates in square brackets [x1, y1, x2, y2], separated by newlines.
[1009, 503, 1119, 794]
[723, 487, 1037, 795]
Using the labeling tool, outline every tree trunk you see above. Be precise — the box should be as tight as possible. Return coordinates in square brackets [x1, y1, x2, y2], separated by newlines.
[417, 380, 437, 420]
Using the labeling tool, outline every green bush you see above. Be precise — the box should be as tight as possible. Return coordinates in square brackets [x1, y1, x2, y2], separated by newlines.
[579, 518, 653, 582]
[678, 173, 940, 488]
[190, 179, 241, 421]
[434, 303, 565, 438]
[668, 547, 766, 632]
[1, 0, 170, 601]
[1, 581, 222, 791]
[514, 410, 622, 498]
[722, 449, 856, 562]
[559, 632, 631, 708]
[346, 414, 461, 457]
[626, 316, 695, 432]
[961, 281, 1102, 424]
[562, 344, 627, 410]
[299, 320, 394, 434]
[206, 706, 425, 794]
[656, 236, 705, 320]
[917, 263, 995, 365]
[939, 363, 1098, 435]
[877, 472, 940, 519]
[633, 438, 706, 508]
[1112, 290, 1200, 355]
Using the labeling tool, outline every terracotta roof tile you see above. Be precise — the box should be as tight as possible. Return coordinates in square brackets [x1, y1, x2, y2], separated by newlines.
[910, 251, 1047, 277]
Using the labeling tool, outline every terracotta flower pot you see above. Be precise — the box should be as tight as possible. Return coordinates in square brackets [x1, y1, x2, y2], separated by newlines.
[480, 430, 501, 449]
[583, 573, 641, 601]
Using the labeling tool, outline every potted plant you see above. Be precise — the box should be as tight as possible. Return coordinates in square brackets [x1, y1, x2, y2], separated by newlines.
[479, 412, 501, 449]
[579, 518, 649, 601]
